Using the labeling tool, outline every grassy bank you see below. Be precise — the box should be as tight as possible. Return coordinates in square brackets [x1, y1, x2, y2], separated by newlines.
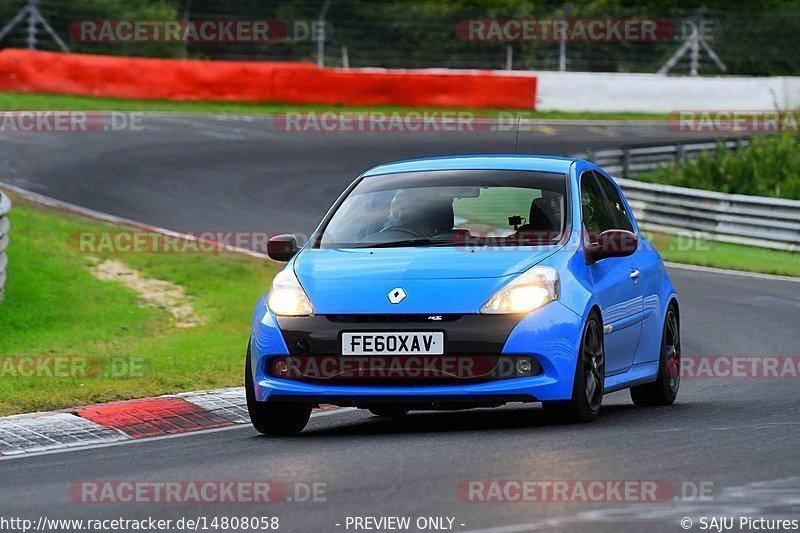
[651, 233, 800, 277]
[0, 91, 666, 121]
[0, 196, 278, 416]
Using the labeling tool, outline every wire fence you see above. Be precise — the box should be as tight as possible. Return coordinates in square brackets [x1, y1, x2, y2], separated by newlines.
[0, 0, 798, 75]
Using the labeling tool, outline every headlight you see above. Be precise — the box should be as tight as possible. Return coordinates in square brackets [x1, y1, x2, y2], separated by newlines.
[480, 267, 559, 314]
[267, 267, 314, 316]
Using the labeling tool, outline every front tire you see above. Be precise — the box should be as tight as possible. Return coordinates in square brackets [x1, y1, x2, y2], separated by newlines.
[542, 313, 605, 423]
[630, 304, 680, 406]
[245, 342, 312, 435]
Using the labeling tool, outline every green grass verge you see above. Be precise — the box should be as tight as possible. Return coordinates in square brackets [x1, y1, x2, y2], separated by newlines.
[647, 233, 800, 277]
[0, 196, 279, 416]
[0, 91, 666, 121]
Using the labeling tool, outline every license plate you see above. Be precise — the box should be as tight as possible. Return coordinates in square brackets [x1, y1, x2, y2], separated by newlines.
[341, 332, 444, 355]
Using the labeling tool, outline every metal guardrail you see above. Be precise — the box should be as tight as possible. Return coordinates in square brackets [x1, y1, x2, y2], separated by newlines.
[0, 190, 9, 299]
[616, 179, 799, 252]
[574, 138, 799, 252]
[577, 138, 750, 179]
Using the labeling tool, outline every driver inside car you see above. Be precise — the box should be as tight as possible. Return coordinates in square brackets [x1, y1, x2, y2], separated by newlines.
[385, 189, 452, 238]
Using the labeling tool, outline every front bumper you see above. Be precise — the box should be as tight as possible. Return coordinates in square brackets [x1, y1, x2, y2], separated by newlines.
[249, 297, 583, 405]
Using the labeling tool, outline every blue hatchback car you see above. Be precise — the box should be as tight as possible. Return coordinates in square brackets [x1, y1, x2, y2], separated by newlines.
[247, 156, 681, 434]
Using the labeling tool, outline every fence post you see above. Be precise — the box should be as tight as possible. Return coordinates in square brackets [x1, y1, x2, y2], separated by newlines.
[179, 0, 192, 59]
[676, 143, 686, 166]
[622, 148, 631, 177]
[558, 3, 571, 71]
[316, 0, 333, 68]
[25, 0, 37, 50]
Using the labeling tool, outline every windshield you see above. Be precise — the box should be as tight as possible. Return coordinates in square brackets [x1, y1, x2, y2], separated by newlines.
[318, 169, 568, 248]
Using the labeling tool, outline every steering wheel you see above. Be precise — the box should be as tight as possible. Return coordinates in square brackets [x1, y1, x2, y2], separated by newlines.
[377, 226, 426, 239]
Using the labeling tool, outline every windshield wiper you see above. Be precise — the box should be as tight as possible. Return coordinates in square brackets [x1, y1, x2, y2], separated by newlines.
[362, 238, 434, 248]
[360, 238, 463, 248]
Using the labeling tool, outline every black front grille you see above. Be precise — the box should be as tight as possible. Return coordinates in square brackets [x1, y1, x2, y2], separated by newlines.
[265, 354, 543, 385]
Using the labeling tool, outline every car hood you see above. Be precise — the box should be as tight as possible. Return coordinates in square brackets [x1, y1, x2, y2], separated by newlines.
[293, 246, 558, 314]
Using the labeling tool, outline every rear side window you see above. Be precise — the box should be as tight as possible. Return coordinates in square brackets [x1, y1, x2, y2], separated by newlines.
[580, 171, 616, 239]
[594, 171, 634, 232]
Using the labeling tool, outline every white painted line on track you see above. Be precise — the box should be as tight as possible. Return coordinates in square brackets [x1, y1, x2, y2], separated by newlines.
[459, 476, 800, 533]
[0, 407, 358, 462]
[0, 180, 271, 260]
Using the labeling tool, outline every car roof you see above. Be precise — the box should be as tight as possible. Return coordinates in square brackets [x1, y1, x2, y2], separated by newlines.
[361, 155, 577, 178]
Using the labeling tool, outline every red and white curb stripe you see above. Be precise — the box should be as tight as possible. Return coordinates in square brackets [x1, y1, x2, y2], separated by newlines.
[0, 388, 345, 457]
[0, 412, 127, 456]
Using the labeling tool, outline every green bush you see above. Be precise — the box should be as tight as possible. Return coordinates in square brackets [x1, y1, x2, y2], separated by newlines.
[637, 133, 800, 200]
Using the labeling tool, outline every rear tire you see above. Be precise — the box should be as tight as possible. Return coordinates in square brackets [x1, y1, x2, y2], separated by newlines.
[630, 304, 680, 406]
[245, 341, 312, 435]
[542, 313, 605, 423]
[368, 406, 410, 417]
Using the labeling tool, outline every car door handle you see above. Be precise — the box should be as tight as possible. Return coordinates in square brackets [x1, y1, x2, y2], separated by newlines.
[630, 270, 640, 279]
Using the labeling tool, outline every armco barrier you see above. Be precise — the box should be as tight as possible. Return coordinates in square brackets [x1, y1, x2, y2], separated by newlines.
[0, 50, 537, 109]
[0, 190, 10, 300]
[574, 140, 798, 252]
[616, 178, 800, 252]
[578, 138, 750, 178]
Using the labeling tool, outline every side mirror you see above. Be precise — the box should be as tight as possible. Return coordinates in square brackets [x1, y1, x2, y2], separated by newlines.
[267, 234, 300, 262]
[585, 229, 638, 265]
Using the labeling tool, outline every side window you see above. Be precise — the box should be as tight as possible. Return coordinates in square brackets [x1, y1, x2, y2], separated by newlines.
[594, 171, 634, 232]
[580, 171, 616, 240]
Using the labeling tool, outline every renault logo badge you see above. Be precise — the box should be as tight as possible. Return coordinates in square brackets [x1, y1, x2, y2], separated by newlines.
[388, 288, 407, 304]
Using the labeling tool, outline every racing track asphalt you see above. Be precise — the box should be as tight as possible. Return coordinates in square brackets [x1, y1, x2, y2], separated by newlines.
[0, 114, 746, 236]
[0, 115, 798, 532]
